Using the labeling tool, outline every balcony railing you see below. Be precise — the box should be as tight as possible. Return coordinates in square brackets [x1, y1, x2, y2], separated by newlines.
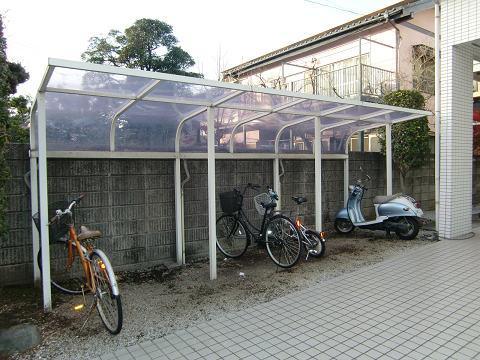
[285, 64, 397, 101]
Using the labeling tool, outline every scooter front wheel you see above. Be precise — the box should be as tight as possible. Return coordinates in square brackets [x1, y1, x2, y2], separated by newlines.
[334, 219, 354, 234]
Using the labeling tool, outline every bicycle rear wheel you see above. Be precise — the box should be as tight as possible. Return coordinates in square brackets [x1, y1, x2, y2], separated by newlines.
[264, 215, 301, 268]
[216, 214, 249, 258]
[304, 230, 326, 258]
[37, 240, 84, 295]
[90, 250, 123, 335]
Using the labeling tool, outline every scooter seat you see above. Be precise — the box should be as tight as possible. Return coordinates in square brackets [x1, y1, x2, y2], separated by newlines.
[373, 193, 402, 204]
[292, 196, 307, 205]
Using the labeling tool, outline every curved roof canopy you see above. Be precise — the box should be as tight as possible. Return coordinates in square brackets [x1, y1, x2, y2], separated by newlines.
[32, 59, 431, 158]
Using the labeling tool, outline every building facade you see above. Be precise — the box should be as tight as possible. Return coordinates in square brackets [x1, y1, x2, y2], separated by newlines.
[223, 0, 435, 152]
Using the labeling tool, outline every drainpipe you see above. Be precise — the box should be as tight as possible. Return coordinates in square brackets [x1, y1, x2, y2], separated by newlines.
[434, 0, 441, 231]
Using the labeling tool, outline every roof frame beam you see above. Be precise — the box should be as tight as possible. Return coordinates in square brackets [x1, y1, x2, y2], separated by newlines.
[229, 98, 307, 153]
[273, 104, 355, 153]
[175, 90, 245, 152]
[110, 80, 161, 151]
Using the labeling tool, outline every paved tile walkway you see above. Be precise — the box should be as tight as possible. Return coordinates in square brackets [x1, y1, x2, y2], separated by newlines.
[98, 237, 480, 359]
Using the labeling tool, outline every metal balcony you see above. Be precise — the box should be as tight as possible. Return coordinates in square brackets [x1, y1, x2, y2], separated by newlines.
[285, 64, 398, 103]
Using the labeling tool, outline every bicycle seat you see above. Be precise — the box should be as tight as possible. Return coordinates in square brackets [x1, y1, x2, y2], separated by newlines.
[292, 196, 307, 205]
[78, 226, 102, 241]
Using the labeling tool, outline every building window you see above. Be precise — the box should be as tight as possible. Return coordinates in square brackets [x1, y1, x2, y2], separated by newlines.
[412, 44, 435, 95]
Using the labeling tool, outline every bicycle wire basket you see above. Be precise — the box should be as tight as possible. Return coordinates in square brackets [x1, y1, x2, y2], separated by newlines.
[32, 200, 74, 243]
[219, 191, 243, 214]
[254, 193, 274, 216]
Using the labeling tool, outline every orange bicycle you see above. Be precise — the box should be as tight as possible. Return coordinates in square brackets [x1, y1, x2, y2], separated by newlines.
[34, 194, 123, 334]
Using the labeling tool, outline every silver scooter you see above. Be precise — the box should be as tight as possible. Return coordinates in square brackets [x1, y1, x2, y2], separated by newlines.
[334, 171, 424, 240]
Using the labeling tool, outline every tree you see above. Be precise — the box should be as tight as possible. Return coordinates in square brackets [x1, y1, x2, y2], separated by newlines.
[378, 90, 431, 193]
[0, 15, 29, 235]
[7, 95, 30, 143]
[82, 19, 202, 77]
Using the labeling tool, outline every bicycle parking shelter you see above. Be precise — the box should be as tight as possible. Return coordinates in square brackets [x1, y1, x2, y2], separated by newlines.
[30, 58, 430, 310]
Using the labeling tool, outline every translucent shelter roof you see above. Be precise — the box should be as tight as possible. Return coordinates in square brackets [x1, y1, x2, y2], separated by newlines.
[30, 59, 433, 309]
[31, 59, 431, 158]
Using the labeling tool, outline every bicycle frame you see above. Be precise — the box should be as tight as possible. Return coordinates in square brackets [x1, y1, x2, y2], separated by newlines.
[61, 209, 108, 297]
[293, 205, 326, 247]
[234, 206, 275, 243]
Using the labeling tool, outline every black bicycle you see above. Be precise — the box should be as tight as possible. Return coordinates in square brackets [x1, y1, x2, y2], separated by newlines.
[216, 184, 302, 268]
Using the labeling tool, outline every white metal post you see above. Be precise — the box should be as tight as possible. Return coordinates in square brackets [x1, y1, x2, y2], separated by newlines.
[37, 92, 52, 311]
[386, 123, 393, 196]
[344, 157, 349, 206]
[174, 158, 184, 265]
[30, 156, 40, 283]
[273, 157, 281, 210]
[206, 107, 217, 280]
[314, 116, 322, 231]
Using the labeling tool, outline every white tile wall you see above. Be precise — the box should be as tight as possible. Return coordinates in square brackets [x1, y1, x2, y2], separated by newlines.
[439, 0, 480, 238]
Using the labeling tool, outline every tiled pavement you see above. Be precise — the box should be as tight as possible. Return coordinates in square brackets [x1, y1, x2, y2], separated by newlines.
[97, 237, 480, 359]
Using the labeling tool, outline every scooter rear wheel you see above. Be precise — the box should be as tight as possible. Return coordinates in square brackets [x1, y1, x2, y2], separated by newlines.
[334, 219, 354, 234]
[395, 217, 419, 240]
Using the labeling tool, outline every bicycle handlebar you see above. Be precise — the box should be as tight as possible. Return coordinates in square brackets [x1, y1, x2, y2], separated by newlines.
[48, 194, 85, 225]
[267, 187, 279, 201]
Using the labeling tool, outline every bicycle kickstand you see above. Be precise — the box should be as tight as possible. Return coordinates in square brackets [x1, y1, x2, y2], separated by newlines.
[80, 299, 97, 331]
[80, 286, 96, 331]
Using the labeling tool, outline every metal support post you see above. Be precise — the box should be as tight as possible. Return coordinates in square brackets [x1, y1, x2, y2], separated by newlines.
[174, 158, 184, 265]
[206, 107, 217, 280]
[344, 157, 349, 206]
[386, 123, 393, 195]
[37, 93, 52, 311]
[314, 116, 322, 231]
[273, 157, 281, 210]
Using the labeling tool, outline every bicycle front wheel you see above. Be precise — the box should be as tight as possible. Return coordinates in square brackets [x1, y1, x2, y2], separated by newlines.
[216, 214, 249, 258]
[37, 240, 84, 295]
[264, 215, 302, 268]
[90, 250, 123, 335]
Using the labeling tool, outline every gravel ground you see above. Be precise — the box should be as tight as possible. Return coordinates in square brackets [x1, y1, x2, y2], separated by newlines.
[2, 231, 437, 359]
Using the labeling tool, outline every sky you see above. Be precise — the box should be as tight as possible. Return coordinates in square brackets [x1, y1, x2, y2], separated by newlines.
[2, 0, 399, 98]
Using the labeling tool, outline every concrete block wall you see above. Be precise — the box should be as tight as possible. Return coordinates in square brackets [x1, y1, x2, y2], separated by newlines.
[0, 144, 439, 285]
[2, 145, 32, 285]
[183, 160, 273, 260]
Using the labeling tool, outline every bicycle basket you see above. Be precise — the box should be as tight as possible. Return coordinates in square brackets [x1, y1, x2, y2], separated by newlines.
[32, 200, 73, 243]
[254, 193, 273, 216]
[219, 191, 243, 214]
